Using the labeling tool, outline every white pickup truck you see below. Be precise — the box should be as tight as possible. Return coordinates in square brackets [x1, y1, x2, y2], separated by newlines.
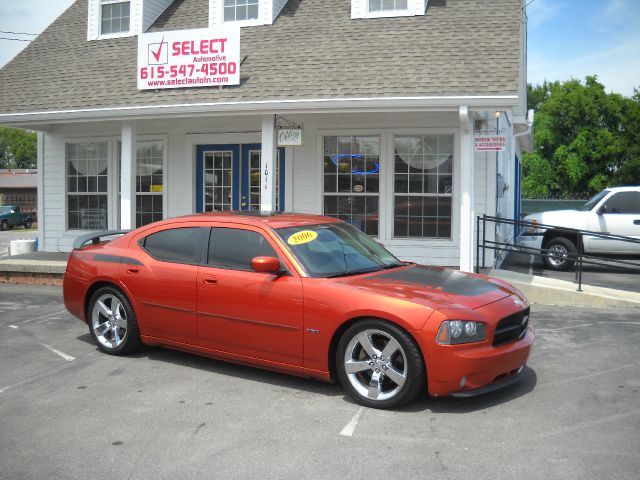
[516, 186, 640, 270]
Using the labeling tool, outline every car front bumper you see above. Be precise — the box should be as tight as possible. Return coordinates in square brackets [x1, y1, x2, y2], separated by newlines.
[515, 233, 543, 252]
[418, 295, 535, 397]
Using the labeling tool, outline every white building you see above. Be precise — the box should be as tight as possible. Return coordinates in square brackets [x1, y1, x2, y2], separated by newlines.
[0, 0, 532, 271]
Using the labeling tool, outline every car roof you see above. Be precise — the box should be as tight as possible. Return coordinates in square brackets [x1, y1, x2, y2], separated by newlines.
[605, 186, 640, 192]
[148, 212, 342, 230]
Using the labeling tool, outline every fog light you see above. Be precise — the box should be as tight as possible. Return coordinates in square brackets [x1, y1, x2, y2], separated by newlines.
[459, 376, 467, 388]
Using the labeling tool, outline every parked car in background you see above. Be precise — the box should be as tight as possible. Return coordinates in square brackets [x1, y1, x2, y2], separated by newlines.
[64, 212, 533, 409]
[0, 205, 33, 230]
[517, 186, 640, 270]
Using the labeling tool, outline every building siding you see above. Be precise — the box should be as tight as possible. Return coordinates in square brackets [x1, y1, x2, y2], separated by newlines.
[36, 110, 500, 268]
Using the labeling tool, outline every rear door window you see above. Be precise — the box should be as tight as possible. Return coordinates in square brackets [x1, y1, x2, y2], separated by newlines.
[142, 227, 205, 264]
[207, 227, 279, 271]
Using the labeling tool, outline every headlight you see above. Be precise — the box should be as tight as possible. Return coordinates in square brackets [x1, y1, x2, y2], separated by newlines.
[436, 320, 486, 345]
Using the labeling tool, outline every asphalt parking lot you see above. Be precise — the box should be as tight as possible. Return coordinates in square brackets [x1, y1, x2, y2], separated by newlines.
[1, 284, 639, 480]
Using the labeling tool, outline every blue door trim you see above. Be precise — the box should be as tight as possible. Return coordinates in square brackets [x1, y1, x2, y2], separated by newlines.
[196, 144, 240, 212]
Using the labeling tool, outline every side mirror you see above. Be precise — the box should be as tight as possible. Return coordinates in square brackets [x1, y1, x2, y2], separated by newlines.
[251, 256, 282, 274]
[597, 205, 607, 215]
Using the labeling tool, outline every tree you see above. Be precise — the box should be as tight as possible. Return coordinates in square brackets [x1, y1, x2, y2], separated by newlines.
[522, 76, 640, 198]
[0, 127, 37, 169]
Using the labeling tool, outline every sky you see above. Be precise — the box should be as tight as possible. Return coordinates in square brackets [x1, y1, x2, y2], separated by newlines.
[0, 0, 638, 97]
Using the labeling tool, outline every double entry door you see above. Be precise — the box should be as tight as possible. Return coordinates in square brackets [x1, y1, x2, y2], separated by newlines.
[196, 144, 285, 213]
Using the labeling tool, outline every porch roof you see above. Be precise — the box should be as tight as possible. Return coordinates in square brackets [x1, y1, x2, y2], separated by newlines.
[0, 0, 523, 122]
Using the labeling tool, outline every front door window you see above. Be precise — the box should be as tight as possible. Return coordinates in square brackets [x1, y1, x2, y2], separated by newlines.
[203, 151, 233, 212]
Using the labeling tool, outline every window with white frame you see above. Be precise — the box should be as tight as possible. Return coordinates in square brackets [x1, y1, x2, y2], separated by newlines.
[118, 140, 165, 227]
[369, 0, 408, 12]
[323, 136, 380, 237]
[67, 142, 109, 230]
[101, 0, 131, 35]
[135, 141, 164, 227]
[223, 0, 259, 22]
[393, 135, 453, 238]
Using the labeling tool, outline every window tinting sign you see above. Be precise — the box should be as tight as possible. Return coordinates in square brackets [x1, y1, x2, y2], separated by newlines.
[474, 135, 506, 152]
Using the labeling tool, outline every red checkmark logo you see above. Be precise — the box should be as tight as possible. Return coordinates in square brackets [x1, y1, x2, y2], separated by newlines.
[151, 35, 165, 63]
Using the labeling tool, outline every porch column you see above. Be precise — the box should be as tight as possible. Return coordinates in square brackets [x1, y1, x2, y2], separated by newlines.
[120, 121, 137, 230]
[260, 114, 277, 213]
[459, 106, 474, 272]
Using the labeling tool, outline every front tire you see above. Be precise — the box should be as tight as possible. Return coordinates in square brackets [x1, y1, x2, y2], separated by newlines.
[336, 319, 425, 409]
[543, 237, 576, 271]
[88, 286, 141, 355]
[0, 220, 7, 231]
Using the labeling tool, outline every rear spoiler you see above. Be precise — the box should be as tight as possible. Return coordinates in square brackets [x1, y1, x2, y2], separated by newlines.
[73, 230, 130, 250]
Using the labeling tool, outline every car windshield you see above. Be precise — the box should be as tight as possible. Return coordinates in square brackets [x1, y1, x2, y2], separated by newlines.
[275, 222, 404, 278]
[577, 190, 609, 211]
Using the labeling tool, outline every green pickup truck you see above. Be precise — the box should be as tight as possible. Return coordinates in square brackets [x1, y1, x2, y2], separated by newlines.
[0, 205, 33, 230]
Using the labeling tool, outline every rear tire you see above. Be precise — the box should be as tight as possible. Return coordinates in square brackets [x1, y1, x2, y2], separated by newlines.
[336, 319, 425, 409]
[88, 286, 141, 355]
[24, 220, 33, 229]
[543, 237, 576, 271]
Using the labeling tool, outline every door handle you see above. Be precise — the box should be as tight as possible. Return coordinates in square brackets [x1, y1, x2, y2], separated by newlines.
[126, 265, 139, 274]
[202, 275, 217, 285]
[634, 220, 640, 225]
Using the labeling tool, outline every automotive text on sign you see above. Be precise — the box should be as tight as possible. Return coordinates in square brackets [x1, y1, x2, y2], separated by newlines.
[137, 27, 240, 90]
[474, 135, 506, 152]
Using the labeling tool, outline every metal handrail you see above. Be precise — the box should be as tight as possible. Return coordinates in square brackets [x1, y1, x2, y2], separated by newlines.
[476, 215, 640, 292]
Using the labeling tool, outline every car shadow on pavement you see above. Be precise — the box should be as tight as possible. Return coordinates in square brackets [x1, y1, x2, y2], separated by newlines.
[405, 367, 538, 413]
[90, 341, 345, 398]
[75, 334, 537, 408]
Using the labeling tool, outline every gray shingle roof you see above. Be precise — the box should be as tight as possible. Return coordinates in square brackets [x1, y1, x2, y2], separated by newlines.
[0, 0, 523, 116]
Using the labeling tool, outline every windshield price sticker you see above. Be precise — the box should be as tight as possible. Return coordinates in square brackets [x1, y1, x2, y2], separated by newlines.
[137, 27, 240, 90]
[288, 230, 318, 245]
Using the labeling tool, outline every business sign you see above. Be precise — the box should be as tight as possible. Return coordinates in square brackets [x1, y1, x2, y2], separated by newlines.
[137, 27, 240, 90]
[277, 127, 303, 146]
[474, 135, 506, 152]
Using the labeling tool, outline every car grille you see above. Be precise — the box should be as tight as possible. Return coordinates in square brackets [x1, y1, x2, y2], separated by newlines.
[492, 308, 530, 347]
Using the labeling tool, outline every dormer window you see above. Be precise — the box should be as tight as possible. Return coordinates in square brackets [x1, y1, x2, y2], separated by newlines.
[224, 0, 259, 22]
[101, 0, 131, 35]
[352, 0, 427, 19]
[369, 0, 408, 12]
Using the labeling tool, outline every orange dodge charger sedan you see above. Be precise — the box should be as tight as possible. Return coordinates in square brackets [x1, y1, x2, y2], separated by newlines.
[64, 212, 534, 409]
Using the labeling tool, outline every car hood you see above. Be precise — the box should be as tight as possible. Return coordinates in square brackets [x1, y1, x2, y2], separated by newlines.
[336, 265, 516, 310]
[524, 210, 589, 229]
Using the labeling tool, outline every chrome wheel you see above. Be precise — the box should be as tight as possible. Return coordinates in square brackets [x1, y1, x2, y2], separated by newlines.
[91, 294, 128, 349]
[547, 244, 569, 267]
[343, 329, 408, 402]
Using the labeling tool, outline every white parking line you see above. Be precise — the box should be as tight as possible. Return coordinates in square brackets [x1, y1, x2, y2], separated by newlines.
[12, 309, 68, 326]
[528, 254, 534, 275]
[36, 340, 76, 362]
[339, 407, 365, 437]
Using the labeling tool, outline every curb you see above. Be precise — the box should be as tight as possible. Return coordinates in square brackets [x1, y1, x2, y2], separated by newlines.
[488, 268, 640, 308]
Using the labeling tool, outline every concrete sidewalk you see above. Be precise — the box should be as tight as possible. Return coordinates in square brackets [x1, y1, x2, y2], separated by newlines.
[489, 268, 640, 308]
[0, 251, 68, 285]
